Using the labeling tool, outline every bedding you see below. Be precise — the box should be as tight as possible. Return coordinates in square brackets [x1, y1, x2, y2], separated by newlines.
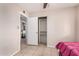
[62, 45, 79, 56]
[70, 48, 79, 56]
[56, 42, 79, 49]
[56, 42, 79, 56]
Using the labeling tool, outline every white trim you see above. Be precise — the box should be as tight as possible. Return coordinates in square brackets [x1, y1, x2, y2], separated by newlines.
[18, 12, 28, 54]
[47, 45, 55, 48]
[10, 49, 20, 56]
[19, 12, 28, 17]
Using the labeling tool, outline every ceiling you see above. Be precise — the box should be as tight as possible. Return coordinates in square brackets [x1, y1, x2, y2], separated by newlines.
[18, 3, 79, 13]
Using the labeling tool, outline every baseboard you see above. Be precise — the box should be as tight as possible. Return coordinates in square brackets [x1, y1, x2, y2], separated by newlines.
[10, 49, 20, 56]
[47, 45, 55, 48]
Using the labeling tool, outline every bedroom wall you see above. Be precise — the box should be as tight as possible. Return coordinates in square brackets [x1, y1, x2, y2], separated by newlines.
[47, 8, 76, 47]
[76, 6, 79, 42]
[0, 4, 29, 56]
[30, 7, 76, 47]
[0, 4, 20, 56]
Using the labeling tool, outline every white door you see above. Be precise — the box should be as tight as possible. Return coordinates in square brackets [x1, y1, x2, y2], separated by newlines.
[27, 17, 38, 45]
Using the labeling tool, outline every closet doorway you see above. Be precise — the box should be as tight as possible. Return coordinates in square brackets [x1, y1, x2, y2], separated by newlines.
[38, 17, 47, 46]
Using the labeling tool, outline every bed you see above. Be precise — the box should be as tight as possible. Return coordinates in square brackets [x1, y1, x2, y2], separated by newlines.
[56, 42, 79, 56]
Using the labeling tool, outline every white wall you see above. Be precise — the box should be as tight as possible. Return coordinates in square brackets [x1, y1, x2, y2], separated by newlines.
[76, 6, 79, 41]
[30, 7, 76, 47]
[47, 8, 76, 47]
[0, 4, 20, 56]
[0, 4, 29, 56]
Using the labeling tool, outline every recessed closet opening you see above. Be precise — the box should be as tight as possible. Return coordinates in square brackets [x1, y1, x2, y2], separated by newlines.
[38, 17, 47, 46]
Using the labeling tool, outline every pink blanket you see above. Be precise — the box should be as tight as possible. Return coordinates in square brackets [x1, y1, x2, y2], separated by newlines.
[70, 48, 79, 56]
[62, 46, 79, 56]
[56, 42, 79, 56]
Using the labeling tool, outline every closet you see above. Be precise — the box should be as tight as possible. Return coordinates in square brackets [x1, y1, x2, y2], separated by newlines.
[38, 17, 47, 45]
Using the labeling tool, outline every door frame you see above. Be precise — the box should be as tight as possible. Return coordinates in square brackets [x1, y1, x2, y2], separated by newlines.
[38, 16, 47, 46]
[19, 12, 28, 50]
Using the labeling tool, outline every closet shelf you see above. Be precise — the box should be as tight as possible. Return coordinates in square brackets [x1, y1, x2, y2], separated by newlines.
[40, 31, 47, 33]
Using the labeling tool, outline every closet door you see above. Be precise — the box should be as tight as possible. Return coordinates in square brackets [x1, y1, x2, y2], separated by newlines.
[27, 17, 38, 45]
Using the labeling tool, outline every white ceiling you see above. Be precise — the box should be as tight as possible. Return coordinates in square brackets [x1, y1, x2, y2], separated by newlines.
[18, 3, 79, 13]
